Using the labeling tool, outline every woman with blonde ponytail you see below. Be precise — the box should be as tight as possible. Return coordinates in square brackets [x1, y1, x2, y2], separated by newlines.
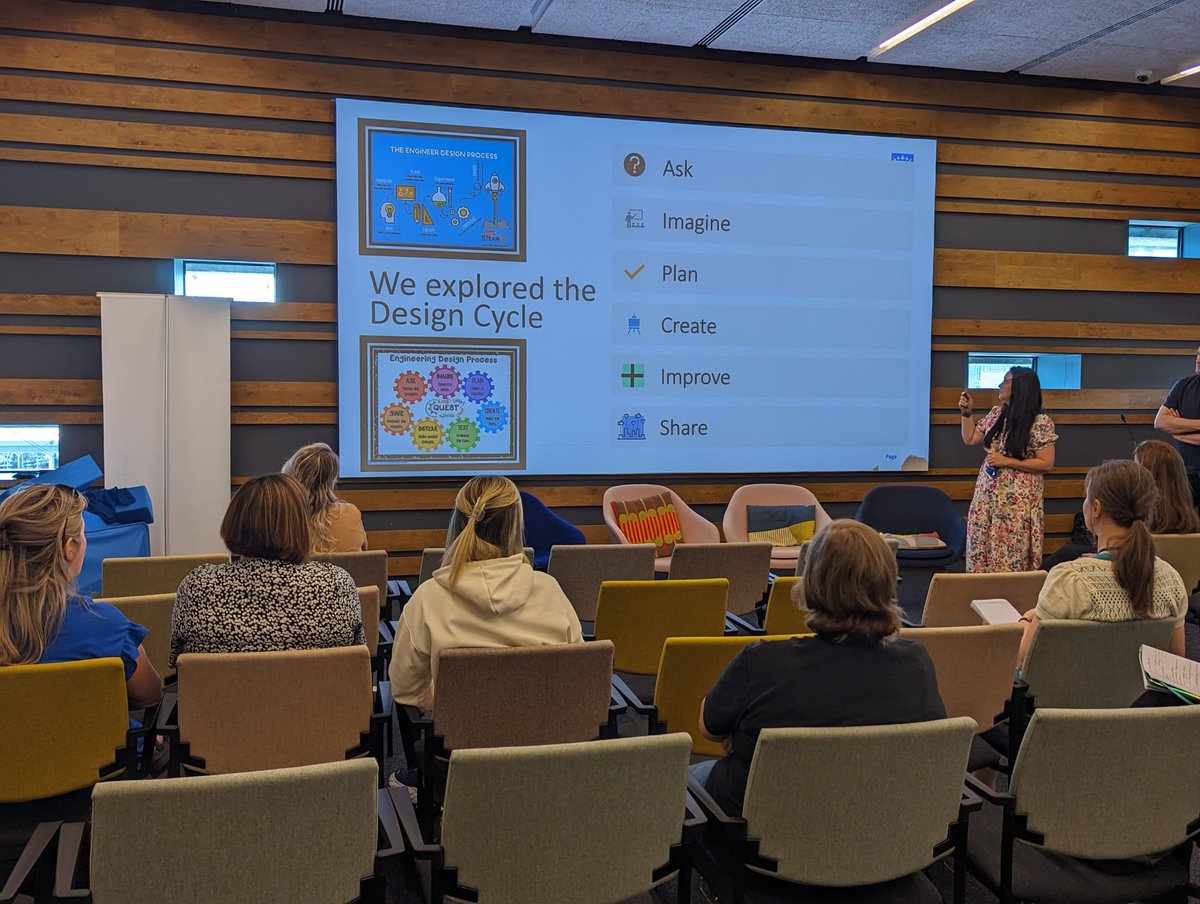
[0, 484, 161, 707]
[389, 476, 581, 711]
[282, 443, 367, 553]
[1017, 460, 1188, 664]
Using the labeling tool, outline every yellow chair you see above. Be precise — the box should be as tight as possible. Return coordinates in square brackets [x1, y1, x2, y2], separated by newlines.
[96, 592, 175, 681]
[0, 658, 131, 804]
[763, 577, 807, 635]
[101, 553, 229, 599]
[594, 579, 728, 681]
[648, 635, 810, 756]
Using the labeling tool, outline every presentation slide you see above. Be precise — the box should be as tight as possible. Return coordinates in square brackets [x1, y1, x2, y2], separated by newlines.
[335, 98, 935, 477]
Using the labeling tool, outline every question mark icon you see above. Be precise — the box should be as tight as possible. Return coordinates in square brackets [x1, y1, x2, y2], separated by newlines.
[623, 152, 646, 177]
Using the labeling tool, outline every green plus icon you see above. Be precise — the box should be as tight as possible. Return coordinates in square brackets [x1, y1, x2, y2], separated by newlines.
[621, 363, 645, 388]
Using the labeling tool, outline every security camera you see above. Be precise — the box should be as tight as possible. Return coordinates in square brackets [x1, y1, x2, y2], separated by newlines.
[1135, 69, 1153, 83]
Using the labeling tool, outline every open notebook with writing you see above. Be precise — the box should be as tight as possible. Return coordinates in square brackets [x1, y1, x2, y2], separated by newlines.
[1140, 645, 1200, 705]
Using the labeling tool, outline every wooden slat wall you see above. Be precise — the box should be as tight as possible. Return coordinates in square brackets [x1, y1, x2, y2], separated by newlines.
[2, 0, 1198, 574]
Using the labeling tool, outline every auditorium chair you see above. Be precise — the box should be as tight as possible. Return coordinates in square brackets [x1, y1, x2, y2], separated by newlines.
[763, 576, 805, 635]
[618, 635, 810, 757]
[602, 483, 719, 572]
[165, 646, 384, 783]
[31, 760, 403, 904]
[388, 734, 700, 904]
[721, 483, 833, 572]
[545, 543, 655, 635]
[0, 659, 144, 902]
[920, 571, 1048, 627]
[966, 707, 1200, 904]
[416, 545, 534, 588]
[95, 591, 176, 682]
[667, 542, 773, 629]
[593, 578, 728, 703]
[100, 552, 228, 598]
[689, 719, 978, 904]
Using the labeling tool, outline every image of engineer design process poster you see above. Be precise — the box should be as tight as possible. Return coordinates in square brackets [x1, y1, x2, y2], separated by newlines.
[335, 97, 936, 477]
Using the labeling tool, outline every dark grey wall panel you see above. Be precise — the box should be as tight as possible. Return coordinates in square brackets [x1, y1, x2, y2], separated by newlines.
[60, 425, 104, 472]
[933, 287, 1200, 324]
[276, 264, 337, 302]
[934, 213, 1126, 255]
[0, 254, 172, 294]
[931, 351, 967, 387]
[930, 423, 1139, 468]
[0, 335, 101, 379]
[231, 423, 338, 476]
[230, 339, 336, 381]
[1083, 356, 1193, 389]
[0, 162, 335, 221]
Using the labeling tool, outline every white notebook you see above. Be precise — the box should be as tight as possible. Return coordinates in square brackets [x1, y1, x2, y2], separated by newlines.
[969, 598, 1022, 625]
[1140, 645, 1200, 703]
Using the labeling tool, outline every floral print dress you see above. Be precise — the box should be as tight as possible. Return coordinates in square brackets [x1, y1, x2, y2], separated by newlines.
[966, 407, 1058, 573]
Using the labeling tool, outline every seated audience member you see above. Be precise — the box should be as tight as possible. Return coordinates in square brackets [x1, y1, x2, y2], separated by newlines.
[282, 442, 367, 553]
[0, 484, 161, 708]
[696, 519, 945, 817]
[1018, 459, 1188, 665]
[1134, 440, 1200, 535]
[170, 474, 364, 666]
[389, 475, 582, 711]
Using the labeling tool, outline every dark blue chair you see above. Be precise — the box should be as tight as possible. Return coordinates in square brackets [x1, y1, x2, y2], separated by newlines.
[854, 485, 966, 570]
[520, 491, 585, 570]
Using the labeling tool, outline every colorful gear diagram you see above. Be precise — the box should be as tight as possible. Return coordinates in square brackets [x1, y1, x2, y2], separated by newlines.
[393, 370, 428, 403]
[380, 402, 413, 436]
[427, 365, 462, 399]
[445, 417, 481, 452]
[410, 417, 445, 452]
[461, 370, 494, 404]
[476, 401, 509, 434]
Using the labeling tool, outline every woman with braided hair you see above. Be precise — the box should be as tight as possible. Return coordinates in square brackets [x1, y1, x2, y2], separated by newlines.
[1017, 459, 1188, 665]
[388, 476, 581, 711]
[0, 484, 161, 707]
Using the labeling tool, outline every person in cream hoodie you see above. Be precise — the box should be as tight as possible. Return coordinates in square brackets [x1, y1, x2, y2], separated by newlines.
[389, 475, 583, 711]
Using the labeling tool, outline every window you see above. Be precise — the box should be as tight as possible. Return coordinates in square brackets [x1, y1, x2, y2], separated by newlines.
[0, 425, 60, 479]
[967, 354, 1035, 390]
[177, 260, 276, 303]
[966, 353, 1081, 391]
[1128, 224, 1182, 258]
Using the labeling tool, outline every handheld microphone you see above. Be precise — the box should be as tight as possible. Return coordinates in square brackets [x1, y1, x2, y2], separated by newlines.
[1119, 413, 1139, 453]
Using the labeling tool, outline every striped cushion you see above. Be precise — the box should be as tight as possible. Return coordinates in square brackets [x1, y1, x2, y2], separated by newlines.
[610, 493, 683, 558]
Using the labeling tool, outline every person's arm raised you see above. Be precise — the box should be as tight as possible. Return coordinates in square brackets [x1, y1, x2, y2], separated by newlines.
[959, 391, 984, 446]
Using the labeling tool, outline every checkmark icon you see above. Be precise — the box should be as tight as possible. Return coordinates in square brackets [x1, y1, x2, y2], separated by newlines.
[623, 264, 645, 280]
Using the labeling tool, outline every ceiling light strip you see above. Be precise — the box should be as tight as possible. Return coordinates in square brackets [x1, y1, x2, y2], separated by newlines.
[696, 0, 765, 48]
[869, 0, 979, 59]
[1012, 0, 1187, 72]
[1161, 63, 1200, 85]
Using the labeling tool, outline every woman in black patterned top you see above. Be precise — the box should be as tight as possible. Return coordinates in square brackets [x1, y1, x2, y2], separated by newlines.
[170, 474, 364, 667]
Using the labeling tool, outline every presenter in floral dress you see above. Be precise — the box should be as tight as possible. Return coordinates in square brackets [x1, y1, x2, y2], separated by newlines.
[959, 367, 1057, 573]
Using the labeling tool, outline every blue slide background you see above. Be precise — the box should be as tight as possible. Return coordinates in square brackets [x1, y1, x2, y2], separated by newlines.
[336, 97, 936, 477]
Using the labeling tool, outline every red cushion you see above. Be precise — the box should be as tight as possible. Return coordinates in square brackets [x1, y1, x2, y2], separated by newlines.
[610, 493, 683, 558]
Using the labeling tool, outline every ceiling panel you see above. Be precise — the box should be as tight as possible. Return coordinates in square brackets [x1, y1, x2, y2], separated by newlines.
[343, 0, 529, 31]
[710, 0, 931, 58]
[201, 0, 326, 12]
[533, 0, 743, 46]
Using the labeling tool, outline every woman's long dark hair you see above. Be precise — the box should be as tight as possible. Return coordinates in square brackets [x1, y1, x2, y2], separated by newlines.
[983, 367, 1043, 459]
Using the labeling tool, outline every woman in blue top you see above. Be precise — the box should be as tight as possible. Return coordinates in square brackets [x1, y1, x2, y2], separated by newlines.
[0, 484, 161, 708]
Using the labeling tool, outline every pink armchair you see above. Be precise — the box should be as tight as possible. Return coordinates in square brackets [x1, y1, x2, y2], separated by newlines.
[602, 484, 720, 573]
[722, 484, 832, 573]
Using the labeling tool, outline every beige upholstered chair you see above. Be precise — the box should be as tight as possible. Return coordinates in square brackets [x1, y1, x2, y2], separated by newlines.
[1019, 617, 1176, 709]
[97, 592, 176, 680]
[391, 734, 696, 904]
[81, 759, 387, 904]
[100, 553, 229, 599]
[417, 546, 534, 587]
[900, 624, 1022, 732]
[546, 543, 656, 624]
[602, 484, 719, 573]
[1152, 533, 1200, 594]
[966, 707, 1200, 904]
[356, 586, 379, 659]
[171, 646, 377, 777]
[921, 571, 1048, 627]
[313, 549, 389, 616]
[667, 542, 773, 618]
[722, 484, 833, 572]
[691, 718, 976, 901]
